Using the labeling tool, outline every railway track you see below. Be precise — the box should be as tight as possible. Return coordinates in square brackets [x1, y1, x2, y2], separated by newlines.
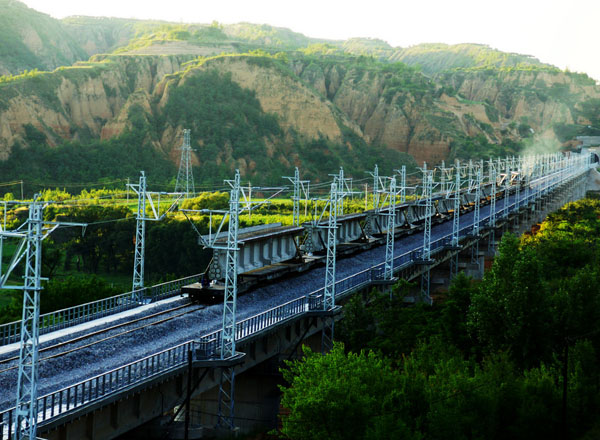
[0, 302, 203, 374]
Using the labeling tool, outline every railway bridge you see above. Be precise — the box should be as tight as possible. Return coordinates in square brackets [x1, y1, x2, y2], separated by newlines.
[0, 152, 597, 439]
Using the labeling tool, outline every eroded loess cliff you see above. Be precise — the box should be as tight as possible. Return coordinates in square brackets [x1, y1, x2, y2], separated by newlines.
[294, 61, 452, 163]
[0, 50, 599, 175]
[0, 55, 193, 159]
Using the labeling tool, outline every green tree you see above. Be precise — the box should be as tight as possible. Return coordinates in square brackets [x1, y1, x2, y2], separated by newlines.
[469, 234, 552, 367]
[279, 343, 416, 440]
[40, 275, 119, 314]
[441, 272, 476, 353]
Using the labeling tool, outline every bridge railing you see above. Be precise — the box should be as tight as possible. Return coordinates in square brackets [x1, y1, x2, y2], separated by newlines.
[0, 274, 202, 347]
[197, 268, 376, 359]
[237, 296, 308, 340]
[0, 340, 195, 440]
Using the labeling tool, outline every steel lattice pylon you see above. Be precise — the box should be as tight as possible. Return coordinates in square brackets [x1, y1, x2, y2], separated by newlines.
[449, 161, 461, 279]
[399, 165, 406, 204]
[371, 165, 380, 211]
[175, 129, 195, 198]
[439, 160, 453, 196]
[384, 176, 397, 281]
[132, 172, 147, 298]
[503, 159, 510, 219]
[420, 170, 434, 304]
[292, 167, 300, 226]
[221, 170, 240, 359]
[217, 170, 241, 430]
[283, 167, 309, 227]
[129, 173, 182, 301]
[488, 165, 497, 252]
[321, 178, 338, 352]
[0, 197, 85, 440]
[514, 157, 522, 228]
[524, 162, 531, 224]
[471, 166, 482, 266]
[14, 200, 42, 440]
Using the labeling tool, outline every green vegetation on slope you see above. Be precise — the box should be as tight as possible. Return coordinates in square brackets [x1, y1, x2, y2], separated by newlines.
[162, 69, 282, 182]
[0, 5, 596, 192]
[0, 0, 87, 75]
[0, 125, 176, 187]
[390, 43, 550, 75]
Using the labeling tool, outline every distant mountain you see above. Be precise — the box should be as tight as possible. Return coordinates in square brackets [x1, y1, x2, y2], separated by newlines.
[388, 43, 550, 75]
[0, 0, 88, 75]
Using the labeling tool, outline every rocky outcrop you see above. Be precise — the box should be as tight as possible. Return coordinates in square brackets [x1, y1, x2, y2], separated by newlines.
[0, 55, 190, 159]
[0, 50, 598, 168]
[439, 70, 600, 131]
[0, 0, 89, 76]
[298, 63, 451, 164]
[169, 57, 350, 143]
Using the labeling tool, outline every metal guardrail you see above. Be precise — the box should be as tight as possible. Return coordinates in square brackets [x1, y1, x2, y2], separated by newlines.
[0, 274, 202, 347]
[0, 166, 588, 436]
[197, 268, 375, 360]
[1, 340, 194, 440]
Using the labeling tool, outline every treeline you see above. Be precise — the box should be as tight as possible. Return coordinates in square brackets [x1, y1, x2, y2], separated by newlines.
[279, 198, 600, 440]
[0, 126, 176, 196]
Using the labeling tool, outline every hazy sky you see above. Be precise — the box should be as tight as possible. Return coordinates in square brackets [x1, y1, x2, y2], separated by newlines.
[21, 0, 600, 81]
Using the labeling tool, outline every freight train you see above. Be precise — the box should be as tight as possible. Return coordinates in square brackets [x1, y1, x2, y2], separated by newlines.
[182, 179, 513, 304]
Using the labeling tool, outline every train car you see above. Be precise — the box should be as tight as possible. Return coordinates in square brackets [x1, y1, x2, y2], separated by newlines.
[183, 182, 505, 305]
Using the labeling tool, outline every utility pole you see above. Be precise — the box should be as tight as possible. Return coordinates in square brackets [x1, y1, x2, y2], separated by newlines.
[129, 172, 182, 301]
[0, 197, 85, 440]
[449, 161, 461, 279]
[283, 167, 309, 227]
[175, 129, 196, 198]
[216, 170, 241, 430]
[420, 169, 434, 304]
[384, 176, 397, 281]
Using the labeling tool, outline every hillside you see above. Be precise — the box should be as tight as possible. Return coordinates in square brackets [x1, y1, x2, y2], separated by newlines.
[0, 4, 598, 190]
[0, 0, 88, 75]
[388, 43, 549, 75]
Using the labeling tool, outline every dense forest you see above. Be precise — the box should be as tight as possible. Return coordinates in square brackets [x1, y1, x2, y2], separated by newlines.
[279, 197, 600, 440]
